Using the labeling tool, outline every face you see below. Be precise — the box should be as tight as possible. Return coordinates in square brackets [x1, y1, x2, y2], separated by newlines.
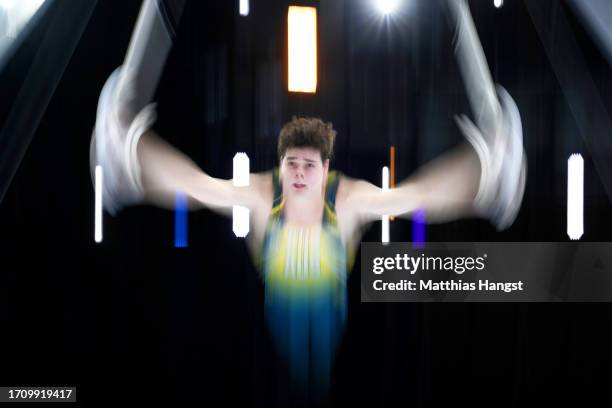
[280, 147, 329, 201]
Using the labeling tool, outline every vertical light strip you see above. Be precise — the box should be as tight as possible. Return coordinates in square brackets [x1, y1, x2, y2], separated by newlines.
[382, 166, 389, 243]
[174, 193, 188, 248]
[567, 154, 584, 240]
[390, 145, 396, 221]
[233, 153, 250, 238]
[412, 208, 425, 249]
[239, 0, 249, 16]
[94, 165, 103, 243]
[389, 146, 396, 188]
[288, 6, 317, 93]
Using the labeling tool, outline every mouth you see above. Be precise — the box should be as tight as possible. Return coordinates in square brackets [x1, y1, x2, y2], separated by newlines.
[293, 183, 306, 190]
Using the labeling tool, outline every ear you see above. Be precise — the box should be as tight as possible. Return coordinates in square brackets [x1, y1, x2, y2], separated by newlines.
[323, 159, 330, 176]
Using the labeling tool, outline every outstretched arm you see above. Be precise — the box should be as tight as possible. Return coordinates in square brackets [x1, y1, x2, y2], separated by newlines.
[343, 0, 526, 230]
[91, 0, 270, 216]
[136, 129, 269, 213]
[341, 143, 481, 225]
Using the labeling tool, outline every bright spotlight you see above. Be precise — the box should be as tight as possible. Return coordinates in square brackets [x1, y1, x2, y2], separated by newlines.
[376, 0, 400, 15]
[494, 0, 503, 8]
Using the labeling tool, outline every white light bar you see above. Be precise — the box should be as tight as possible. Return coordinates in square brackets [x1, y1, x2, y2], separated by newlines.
[94, 165, 103, 243]
[288, 6, 317, 93]
[567, 154, 584, 240]
[382, 166, 389, 243]
[239, 0, 249, 16]
[233, 153, 250, 238]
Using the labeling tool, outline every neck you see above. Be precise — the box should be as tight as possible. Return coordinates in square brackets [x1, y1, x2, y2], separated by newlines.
[283, 194, 325, 225]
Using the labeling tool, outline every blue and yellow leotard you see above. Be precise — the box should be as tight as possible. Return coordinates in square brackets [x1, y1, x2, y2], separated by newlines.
[259, 168, 349, 392]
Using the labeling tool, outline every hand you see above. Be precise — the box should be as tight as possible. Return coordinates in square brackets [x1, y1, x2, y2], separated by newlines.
[455, 86, 527, 230]
[90, 67, 156, 215]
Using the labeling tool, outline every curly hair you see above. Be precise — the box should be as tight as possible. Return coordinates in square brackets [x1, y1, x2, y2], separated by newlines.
[277, 117, 337, 162]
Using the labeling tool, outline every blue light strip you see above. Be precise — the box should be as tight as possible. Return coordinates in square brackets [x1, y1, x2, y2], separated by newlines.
[174, 193, 188, 248]
[412, 208, 425, 249]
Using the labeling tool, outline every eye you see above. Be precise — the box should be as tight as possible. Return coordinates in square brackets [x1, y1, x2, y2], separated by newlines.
[308, 163, 315, 168]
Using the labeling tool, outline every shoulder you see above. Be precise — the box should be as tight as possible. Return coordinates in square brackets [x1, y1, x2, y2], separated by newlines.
[250, 171, 273, 189]
[337, 174, 380, 200]
[246, 171, 274, 246]
[336, 174, 353, 203]
[334, 174, 385, 235]
[250, 171, 274, 208]
[336, 174, 379, 215]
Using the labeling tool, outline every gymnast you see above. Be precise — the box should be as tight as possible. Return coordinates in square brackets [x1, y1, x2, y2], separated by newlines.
[90, 0, 526, 396]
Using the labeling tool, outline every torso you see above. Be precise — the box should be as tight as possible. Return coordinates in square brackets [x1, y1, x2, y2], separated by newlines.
[256, 173, 352, 386]
[246, 170, 362, 267]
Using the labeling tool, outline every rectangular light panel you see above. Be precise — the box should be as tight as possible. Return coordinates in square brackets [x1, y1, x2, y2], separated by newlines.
[239, 0, 249, 16]
[233, 152, 250, 238]
[174, 193, 188, 247]
[94, 165, 102, 243]
[567, 154, 584, 240]
[382, 166, 389, 244]
[288, 6, 317, 93]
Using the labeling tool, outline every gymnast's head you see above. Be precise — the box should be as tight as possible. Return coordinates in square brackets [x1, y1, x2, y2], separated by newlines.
[277, 117, 336, 200]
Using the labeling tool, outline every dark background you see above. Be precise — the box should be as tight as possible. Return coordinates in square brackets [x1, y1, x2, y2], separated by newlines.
[1, 0, 612, 406]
